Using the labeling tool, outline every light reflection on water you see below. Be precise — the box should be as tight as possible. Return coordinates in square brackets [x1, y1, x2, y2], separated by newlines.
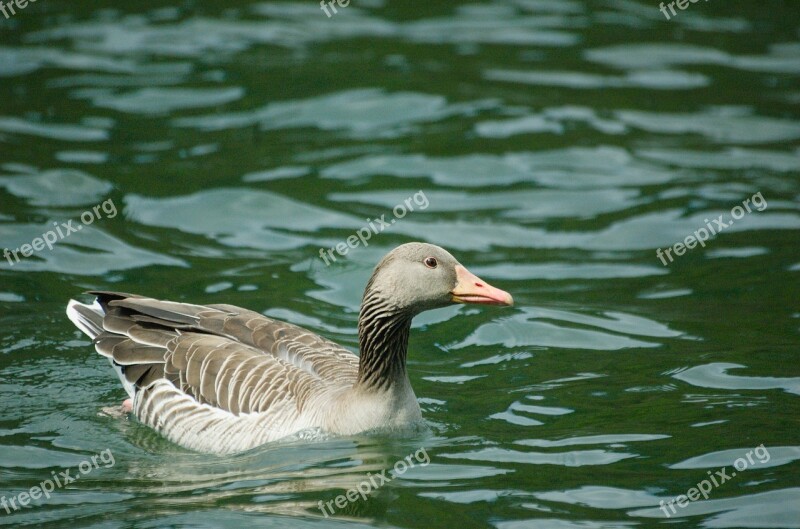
[0, 0, 798, 528]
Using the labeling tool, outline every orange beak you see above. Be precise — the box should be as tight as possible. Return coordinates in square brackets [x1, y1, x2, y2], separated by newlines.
[450, 265, 514, 307]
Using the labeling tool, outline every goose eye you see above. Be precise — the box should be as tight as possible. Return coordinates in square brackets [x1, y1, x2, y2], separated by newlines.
[424, 257, 438, 269]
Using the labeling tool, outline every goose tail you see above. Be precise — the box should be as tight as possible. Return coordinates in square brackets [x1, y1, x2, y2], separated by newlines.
[66, 298, 135, 398]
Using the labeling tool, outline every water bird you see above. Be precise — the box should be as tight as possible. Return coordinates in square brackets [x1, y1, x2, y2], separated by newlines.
[66, 242, 513, 454]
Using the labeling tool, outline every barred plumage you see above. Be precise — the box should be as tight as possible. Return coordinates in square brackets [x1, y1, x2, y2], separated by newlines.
[66, 243, 512, 454]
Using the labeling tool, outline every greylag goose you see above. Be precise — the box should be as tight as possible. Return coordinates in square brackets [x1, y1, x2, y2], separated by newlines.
[66, 242, 513, 454]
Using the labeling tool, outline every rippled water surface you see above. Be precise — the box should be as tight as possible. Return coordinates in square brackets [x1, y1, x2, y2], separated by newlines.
[1, 1, 799, 528]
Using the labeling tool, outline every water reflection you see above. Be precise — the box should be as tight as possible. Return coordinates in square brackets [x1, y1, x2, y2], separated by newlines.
[0, 1, 797, 528]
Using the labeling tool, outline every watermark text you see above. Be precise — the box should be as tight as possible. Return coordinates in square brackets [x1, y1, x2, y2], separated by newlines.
[319, 190, 429, 266]
[659, 0, 710, 21]
[320, 0, 349, 17]
[318, 447, 429, 517]
[656, 191, 766, 266]
[0, 0, 38, 20]
[659, 444, 770, 518]
[3, 198, 117, 267]
[1, 448, 115, 514]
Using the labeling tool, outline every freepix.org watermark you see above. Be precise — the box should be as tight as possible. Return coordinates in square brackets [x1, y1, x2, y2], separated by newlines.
[318, 190, 429, 266]
[318, 447, 430, 517]
[658, 0, 709, 21]
[3, 198, 117, 267]
[320, 0, 349, 17]
[0, 0, 37, 20]
[656, 191, 766, 266]
[659, 444, 770, 518]
[1, 448, 115, 514]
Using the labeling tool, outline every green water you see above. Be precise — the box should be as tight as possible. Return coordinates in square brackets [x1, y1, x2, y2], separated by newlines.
[1, 1, 799, 527]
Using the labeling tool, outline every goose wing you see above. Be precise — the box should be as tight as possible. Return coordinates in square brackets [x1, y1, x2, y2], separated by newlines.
[70, 291, 359, 416]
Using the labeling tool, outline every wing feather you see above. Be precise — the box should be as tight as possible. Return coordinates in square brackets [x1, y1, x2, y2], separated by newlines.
[75, 291, 358, 415]
[68, 291, 360, 451]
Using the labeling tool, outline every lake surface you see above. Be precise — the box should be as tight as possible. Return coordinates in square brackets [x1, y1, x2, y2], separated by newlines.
[1, 1, 799, 528]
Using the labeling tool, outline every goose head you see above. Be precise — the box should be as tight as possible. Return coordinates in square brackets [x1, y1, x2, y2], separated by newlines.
[362, 242, 513, 316]
[356, 242, 512, 390]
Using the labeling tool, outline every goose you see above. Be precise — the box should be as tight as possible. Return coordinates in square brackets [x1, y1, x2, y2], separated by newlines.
[66, 242, 513, 454]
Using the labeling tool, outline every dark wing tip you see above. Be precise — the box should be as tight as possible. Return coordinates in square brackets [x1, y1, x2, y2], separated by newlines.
[84, 291, 145, 311]
[85, 290, 143, 299]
